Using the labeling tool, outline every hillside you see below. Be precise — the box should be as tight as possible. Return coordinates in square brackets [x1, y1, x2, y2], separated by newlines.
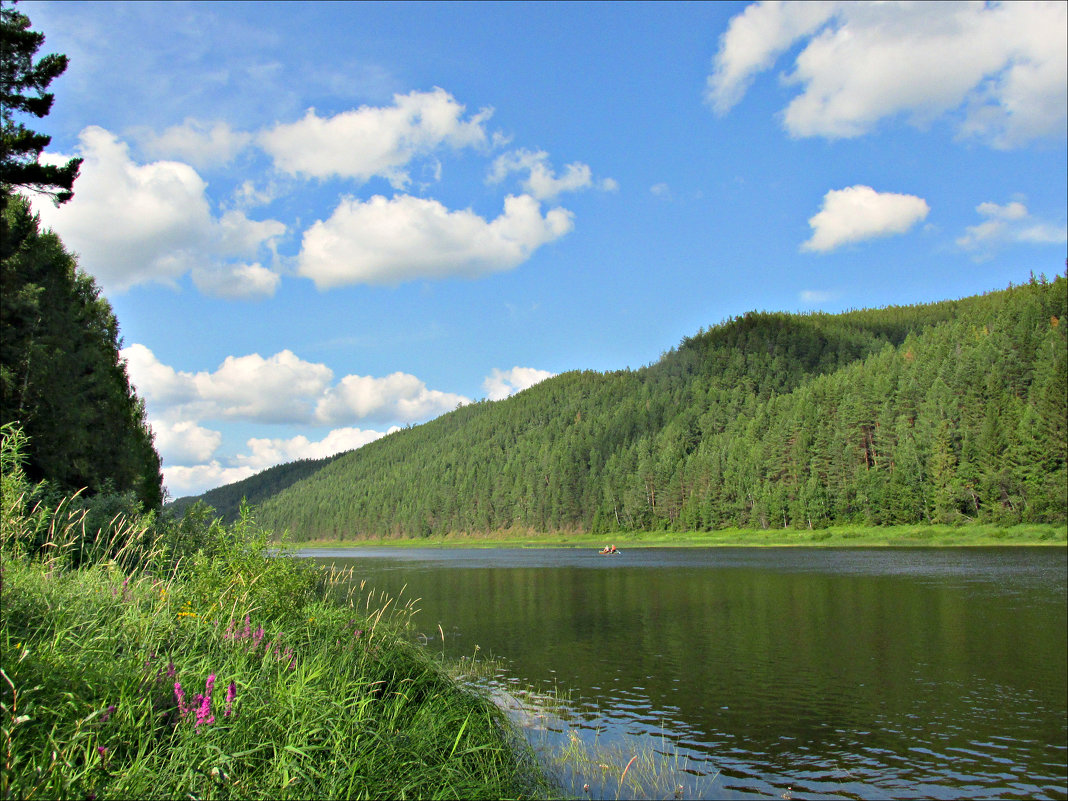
[167, 452, 347, 521]
[192, 276, 1065, 539]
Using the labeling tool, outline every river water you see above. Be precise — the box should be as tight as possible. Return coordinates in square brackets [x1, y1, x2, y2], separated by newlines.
[300, 546, 1067, 800]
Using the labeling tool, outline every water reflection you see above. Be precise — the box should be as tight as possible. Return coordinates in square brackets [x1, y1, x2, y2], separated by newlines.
[303, 547, 1067, 800]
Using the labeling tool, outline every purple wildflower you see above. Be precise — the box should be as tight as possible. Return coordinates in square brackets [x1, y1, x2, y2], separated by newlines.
[253, 625, 265, 648]
[97, 745, 108, 757]
[101, 704, 116, 722]
[224, 619, 235, 641]
[224, 681, 237, 717]
[174, 682, 188, 719]
[166, 661, 176, 680]
[194, 674, 216, 732]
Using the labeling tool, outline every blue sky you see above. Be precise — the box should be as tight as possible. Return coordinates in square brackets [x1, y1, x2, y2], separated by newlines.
[20, 1, 1068, 499]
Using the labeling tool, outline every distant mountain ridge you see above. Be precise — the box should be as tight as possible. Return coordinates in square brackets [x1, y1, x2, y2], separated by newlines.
[178, 276, 1067, 537]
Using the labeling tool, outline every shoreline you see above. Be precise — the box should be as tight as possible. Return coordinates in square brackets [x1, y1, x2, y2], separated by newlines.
[284, 523, 1067, 550]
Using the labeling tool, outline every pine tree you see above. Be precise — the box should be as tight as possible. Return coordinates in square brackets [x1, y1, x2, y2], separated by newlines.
[0, 2, 82, 207]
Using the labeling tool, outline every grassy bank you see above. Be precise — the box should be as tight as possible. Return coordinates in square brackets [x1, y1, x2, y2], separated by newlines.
[291, 523, 1067, 550]
[0, 438, 554, 799]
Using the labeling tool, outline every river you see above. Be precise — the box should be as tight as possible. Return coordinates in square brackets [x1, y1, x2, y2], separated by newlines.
[300, 546, 1067, 800]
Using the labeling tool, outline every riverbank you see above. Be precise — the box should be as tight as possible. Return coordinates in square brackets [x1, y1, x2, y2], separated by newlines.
[289, 523, 1066, 550]
[0, 445, 555, 799]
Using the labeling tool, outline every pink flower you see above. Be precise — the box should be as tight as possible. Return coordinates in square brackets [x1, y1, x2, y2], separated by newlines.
[243, 616, 251, 640]
[253, 626, 265, 648]
[224, 681, 237, 717]
[194, 674, 215, 732]
[174, 682, 188, 719]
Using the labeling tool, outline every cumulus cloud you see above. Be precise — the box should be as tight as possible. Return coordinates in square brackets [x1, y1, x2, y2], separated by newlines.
[707, 0, 835, 114]
[488, 149, 616, 200]
[238, 426, 401, 472]
[957, 199, 1067, 255]
[316, 372, 470, 425]
[297, 193, 573, 288]
[164, 463, 257, 500]
[707, 1, 1067, 147]
[801, 185, 929, 253]
[139, 118, 252, 167]
[192, 261, 281, 300]
[34, 127, 285, 295]
[123, 344, 469, 428]
[123, 345, 333, 424]
[259, 87, 492, 186]
[482, 367, 555, 401]
[151, 419, 223, 466]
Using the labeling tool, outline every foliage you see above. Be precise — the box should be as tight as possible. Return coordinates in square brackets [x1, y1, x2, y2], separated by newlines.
[0, 1, 81, 208]
[248, 273, 1067, 540]
[0, 431, 554, 800]
[0, 194, 163, 509]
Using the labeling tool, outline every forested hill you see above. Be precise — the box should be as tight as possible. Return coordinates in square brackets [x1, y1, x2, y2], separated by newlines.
[167, 452, 346, 521]
[245, 276, 1066, 540]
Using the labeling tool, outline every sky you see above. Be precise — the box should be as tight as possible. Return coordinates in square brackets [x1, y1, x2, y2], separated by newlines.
[18, 0, 1068, 499]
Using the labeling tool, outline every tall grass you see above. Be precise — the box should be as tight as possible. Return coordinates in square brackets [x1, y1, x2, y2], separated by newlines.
[0, 426, 555, 800]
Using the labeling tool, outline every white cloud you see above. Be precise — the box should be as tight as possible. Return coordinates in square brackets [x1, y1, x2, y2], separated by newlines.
[316, 373, 470, 425]
[707, 0, 837, 114]
[297, 193, 573, 288]
[140, 118, 252, 167]
[151, 419, 223, 466]
[708, 1, 1068, 147]
[957, 199, 1067, 254]
[488, 149, 616, 201]
[196, 351, 335, 423]
[801, 185, 929, 253]
[35, 127, 285, 295]
[238, 426, 401, 472]
[259, 88, 492, 186]
[123, 345, 333, 424]
[191, 262, 281, 300]
[124, 344, 471, 428]
[122, 344, 200, 407]
[482, 367, 555, 401]
[164, 462, 257, 500]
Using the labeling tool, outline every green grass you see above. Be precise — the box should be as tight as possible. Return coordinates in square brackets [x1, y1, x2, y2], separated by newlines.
[293, 523, 1067, 550]
[0, 432, 557, 800]
[1, 552, 555, 800]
